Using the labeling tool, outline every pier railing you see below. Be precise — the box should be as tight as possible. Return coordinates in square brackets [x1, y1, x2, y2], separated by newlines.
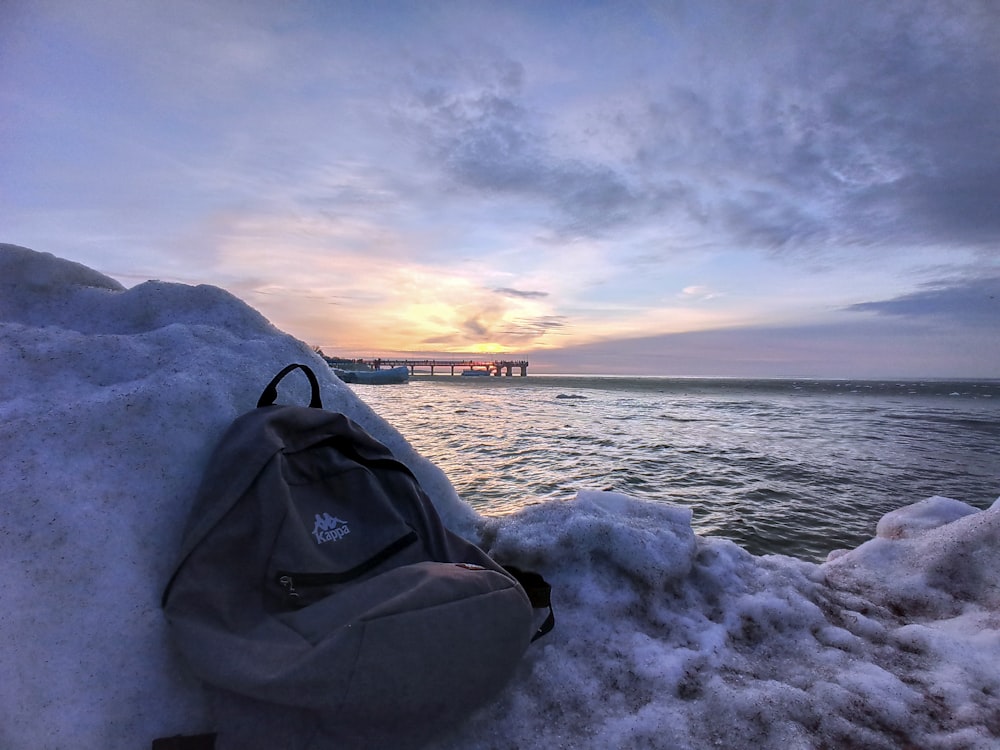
[355, 358, 529, 376]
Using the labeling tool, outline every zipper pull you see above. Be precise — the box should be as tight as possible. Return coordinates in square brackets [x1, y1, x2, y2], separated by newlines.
[278, 575, 301, 604]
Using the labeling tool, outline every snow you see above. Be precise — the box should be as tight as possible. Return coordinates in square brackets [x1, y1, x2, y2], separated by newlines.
[2, 243, 998, 749]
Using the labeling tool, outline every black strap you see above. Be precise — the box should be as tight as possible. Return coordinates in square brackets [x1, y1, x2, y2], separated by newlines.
[152, 734, 216, 750]
[504, 565, 555, 642]
[257, 363, 322, 409]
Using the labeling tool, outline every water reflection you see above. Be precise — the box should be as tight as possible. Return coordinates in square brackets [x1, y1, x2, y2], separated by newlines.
[350, 376, 1000, 561]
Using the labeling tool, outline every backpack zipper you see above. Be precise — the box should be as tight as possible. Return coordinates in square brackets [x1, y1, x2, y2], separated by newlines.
[276, 530, 419, 604]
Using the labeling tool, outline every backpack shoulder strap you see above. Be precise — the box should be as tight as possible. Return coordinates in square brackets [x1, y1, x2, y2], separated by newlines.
[503, 565, 555, 642]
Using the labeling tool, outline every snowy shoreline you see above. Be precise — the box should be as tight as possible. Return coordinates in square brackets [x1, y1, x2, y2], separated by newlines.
[2, 244, 998, 749]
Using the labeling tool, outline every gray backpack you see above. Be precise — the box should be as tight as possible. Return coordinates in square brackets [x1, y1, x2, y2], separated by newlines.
[161, 364, 552, 748]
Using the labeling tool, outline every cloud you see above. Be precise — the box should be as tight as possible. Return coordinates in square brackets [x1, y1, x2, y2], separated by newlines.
[531, 318, 1000, 378]
[680, 285, 723, 302]
[15, 0, 999, 262]
[494, 287, 549, 299]
[409, 78, 641, 236]
[500, 315, 569, 340]
[399, 43, 677, 238]
[398, 1, 1000, 256]
[420, 306, 569, 351]
[846, 277, 1000, 327]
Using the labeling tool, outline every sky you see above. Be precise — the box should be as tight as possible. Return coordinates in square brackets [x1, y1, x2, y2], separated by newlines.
[2, 0, 999, 377]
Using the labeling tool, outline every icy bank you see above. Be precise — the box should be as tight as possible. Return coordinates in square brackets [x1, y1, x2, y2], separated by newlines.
[2, 244, 998, 749]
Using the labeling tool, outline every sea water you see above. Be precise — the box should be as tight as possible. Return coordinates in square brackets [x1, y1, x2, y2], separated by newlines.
[349, 375, 1000, 561]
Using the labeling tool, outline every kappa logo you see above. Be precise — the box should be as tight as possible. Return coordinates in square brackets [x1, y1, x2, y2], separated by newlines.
[312, 513, 350, 545]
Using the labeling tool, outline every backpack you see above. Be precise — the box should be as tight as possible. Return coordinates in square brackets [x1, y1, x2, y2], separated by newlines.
[160, 364, 553, 749]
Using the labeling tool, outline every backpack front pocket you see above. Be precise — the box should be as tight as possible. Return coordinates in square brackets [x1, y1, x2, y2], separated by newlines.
[267, 449, 425, 609]
[275, 530, 418, 608]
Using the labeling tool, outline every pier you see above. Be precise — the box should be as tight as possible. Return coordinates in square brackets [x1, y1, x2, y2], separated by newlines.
[361, 358, 529, 376]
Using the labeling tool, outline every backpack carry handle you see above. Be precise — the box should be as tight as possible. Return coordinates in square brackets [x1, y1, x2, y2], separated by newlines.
[257, 363, 323, 409]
